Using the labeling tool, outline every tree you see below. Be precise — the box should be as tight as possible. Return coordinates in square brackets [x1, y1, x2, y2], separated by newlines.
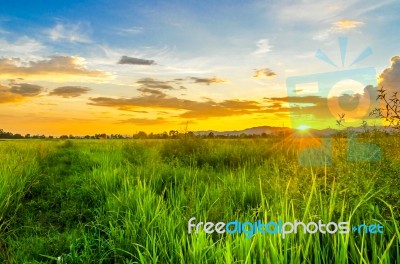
[95, 133, 107, 139]
[169, 130, 179, 138]
[161, 131, 168, 139]
[13, 134, 23, 139]
[136, 131, 147, 139]
[370, 87, 400, 129]
[0, 129, 13, 138]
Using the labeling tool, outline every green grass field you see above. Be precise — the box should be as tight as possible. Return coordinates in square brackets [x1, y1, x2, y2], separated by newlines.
[0, 135, 399, 263]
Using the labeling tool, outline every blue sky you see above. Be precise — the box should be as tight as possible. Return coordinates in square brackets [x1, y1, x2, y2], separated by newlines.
[0, 0, 399, 135]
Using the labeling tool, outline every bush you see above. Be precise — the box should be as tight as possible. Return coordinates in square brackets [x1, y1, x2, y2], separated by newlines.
[160, 137, 208, 166]
[160, 138, 272, 169]
[123, 141, 150, 165]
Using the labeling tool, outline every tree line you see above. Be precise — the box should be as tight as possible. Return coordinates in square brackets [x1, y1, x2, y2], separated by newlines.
[0, 128, 281, 140]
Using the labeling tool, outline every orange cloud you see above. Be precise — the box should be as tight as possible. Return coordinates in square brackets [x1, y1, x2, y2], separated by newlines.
[314, 19, 364, 40]
[0, 56, 110, 81]
[137, 78, 176, 90]
[49, 86, 91, 98]
[88, 77, 281, 120]
[332, 19, 364, 31]
[119, 117, 167, 125]
[0, 85, 23, 103]
[89, 93, 274, 119]
[378, 56, 400, 94]
[268, 85, 378, 120]
[190, 77, 227, 85]
[0, 82, 44, 104]
[253, 68, 276, 78]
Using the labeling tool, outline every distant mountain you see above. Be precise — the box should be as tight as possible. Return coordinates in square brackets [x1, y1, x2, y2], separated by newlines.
[194, 126, 290, 136]
[194, 125, 393, 136]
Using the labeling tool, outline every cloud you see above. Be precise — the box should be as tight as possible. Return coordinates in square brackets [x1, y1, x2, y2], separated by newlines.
[190, 77, 227, 85]
[49, 86, 91, 98]
[252, 39, 272, 56]
[253, 68, 276, 78]
[331, 19, 364, 31]
[137, 87, 167, 96]
[116, 27, 144, 35]
[89, 94, 262, 119]
[89, 76, 280, 119]
[0, 56, 110, 81]
[0, 36, 45, 56]
[9, 83, 43, 96]
[0, 85, 22, 103]
[47, 22, 90, 43]
[314, 19, 364, 40]
[378, 56, 400, 94]
[275, 0, 391, 23]
[136, 77, 227, 88]
[118, 56, 155, 65]
[119, 117, 167, 125]
[276, 1, 344, 22]
[137, 78, 175, 90]
[267, 85, 378, 120]
[0, 82, 44, 103]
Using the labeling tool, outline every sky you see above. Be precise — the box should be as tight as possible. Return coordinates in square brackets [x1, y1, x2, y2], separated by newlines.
[0, 0, 400, 136]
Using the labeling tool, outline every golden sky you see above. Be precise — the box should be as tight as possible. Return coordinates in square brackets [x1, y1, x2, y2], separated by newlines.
[0, 1, 399, 136]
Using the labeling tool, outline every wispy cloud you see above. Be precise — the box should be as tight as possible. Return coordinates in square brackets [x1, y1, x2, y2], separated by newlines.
[116, 26, 144, 35]
[332, 19, 364, 31]
[0, 36, 45, 57]
[252, 39, 272, 57]
[314, 19, 364, 40]
[47, 22, 91, 43]
[276, 1, 344, 23]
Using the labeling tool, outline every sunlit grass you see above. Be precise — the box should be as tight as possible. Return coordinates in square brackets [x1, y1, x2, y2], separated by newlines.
[0, 136, 399, 263]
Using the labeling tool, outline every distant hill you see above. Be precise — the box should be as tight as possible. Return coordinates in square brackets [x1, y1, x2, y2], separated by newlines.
[194, 125, 393, 136]
[194, 126, 290, 136]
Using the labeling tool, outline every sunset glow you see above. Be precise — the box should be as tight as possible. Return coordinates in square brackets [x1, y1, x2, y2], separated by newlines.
[298, 125, 310, 131]
[0, 1, 399, 136]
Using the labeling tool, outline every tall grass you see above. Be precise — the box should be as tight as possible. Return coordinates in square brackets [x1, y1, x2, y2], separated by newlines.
[0, 137, 399, 263]
[0, 141, 54, 260]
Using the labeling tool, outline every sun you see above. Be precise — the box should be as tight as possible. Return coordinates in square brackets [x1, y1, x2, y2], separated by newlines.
[298, 125, 310, 131]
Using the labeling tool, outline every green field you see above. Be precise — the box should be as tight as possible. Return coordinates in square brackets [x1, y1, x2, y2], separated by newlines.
[0, 136, 399, 263]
